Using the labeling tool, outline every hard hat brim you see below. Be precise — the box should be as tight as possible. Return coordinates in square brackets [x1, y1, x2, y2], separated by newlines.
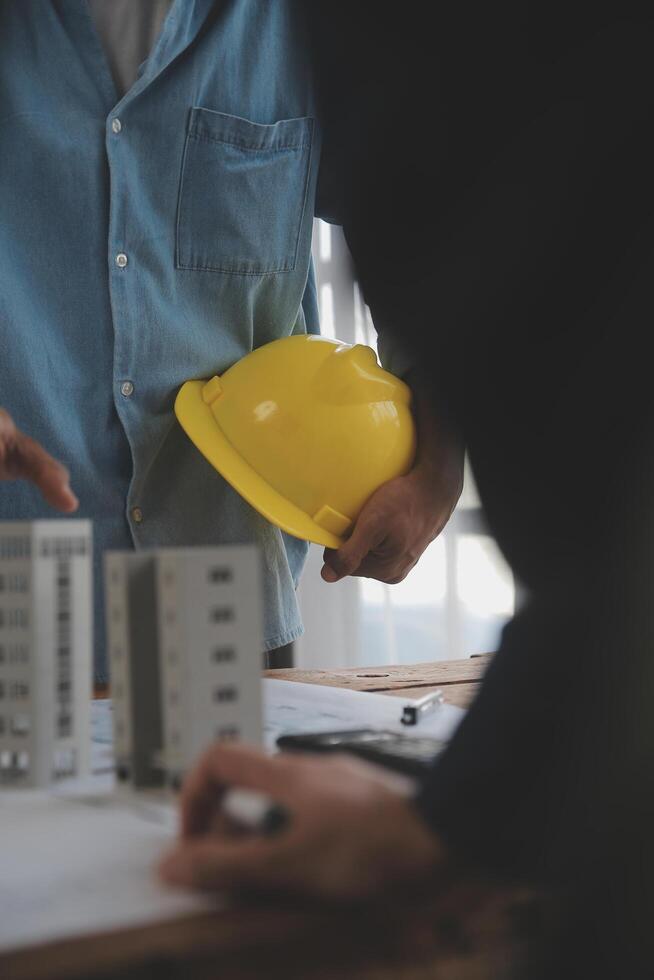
[175, 380, 345, 550]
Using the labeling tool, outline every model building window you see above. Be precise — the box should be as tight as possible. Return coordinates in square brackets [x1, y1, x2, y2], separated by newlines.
[12, 573, 29, 592]
[11, 714, 30, 736]
[0, 573, 28, 592]
[208, 567, 233, 584]
[8, 644, 29, 664]
[216, 726, 239, 741]
[0, 717, 4, 735]
[57, 712, 72, 737]
[40, 536, 87, 558]
[212, 646, 236, 663]
[213, 685, 238, 703]
[9, 681, 29, 700]
[4, 608, 29, 628]
[0, 572, 28, 593]
[0, 536, 30, 559]
[0, 572, 28, 594]
[210, 606, 234, 623]
[53, 747, 76, 777]
[0, 645, 4, 664]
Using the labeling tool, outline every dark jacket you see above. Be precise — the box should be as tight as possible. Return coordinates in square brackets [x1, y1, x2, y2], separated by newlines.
[308, 5, 654, 975]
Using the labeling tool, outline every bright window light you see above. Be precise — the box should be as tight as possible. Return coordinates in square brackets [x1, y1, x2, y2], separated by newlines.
[457, 536, 514, 618]
[318, 219, 332, 262]
[319, 283, 335, 339]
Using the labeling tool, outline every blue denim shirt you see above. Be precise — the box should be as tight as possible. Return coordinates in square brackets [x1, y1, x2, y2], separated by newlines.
[0, 1, 331, 681]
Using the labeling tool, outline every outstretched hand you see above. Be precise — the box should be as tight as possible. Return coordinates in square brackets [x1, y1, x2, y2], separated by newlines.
[0, 408, 78, 512]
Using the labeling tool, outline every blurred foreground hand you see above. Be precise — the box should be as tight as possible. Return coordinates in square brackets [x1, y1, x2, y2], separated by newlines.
[0, 407, 78, 512]
[159, 743, 444, 900]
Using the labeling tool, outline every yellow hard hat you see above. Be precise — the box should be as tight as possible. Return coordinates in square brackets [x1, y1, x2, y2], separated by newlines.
[175, 335, 416, 549]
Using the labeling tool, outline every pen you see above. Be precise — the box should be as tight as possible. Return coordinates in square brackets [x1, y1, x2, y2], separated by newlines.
[221, 787, 289, 835]
[400, 689, 444, 726]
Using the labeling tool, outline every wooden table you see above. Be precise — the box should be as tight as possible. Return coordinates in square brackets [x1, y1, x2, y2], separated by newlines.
[264, 654, 493, 710]
[3, 655, 534, 980]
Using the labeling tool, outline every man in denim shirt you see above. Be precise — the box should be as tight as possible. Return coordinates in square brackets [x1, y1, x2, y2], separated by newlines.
[0, 1, 462, 681]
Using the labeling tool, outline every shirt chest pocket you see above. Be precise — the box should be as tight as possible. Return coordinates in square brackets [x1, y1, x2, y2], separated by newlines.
[175, 108, 314, 275]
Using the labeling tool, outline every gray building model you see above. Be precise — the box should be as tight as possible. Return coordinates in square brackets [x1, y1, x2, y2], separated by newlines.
[105, 546, 263, 791]
[0, 520, 93, 788]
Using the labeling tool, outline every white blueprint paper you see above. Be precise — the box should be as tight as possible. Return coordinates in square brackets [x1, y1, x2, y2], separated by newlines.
[262, 678, 464, 751]
[89, 682, 465, 758]
[0, 683, 463, 954]
[0, 792, 216, 953]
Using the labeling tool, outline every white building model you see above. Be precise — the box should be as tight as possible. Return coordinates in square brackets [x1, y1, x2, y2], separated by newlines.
[105, 546, 263, 791]
[0, 520, 93, 788]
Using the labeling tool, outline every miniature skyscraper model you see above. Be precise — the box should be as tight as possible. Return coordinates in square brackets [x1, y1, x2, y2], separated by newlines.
[106, 546, 263, 791]
[0, 521, 93, 788]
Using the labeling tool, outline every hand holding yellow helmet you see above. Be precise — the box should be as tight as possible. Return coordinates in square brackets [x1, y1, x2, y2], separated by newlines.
[175, 335, 416, 549]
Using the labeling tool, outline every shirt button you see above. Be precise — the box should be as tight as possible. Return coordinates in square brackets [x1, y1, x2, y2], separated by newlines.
[115, 253, 128, 269]
[131, 507, 143, 524]
[111, 118, 122, 134]
[120, 381, 134, 398]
